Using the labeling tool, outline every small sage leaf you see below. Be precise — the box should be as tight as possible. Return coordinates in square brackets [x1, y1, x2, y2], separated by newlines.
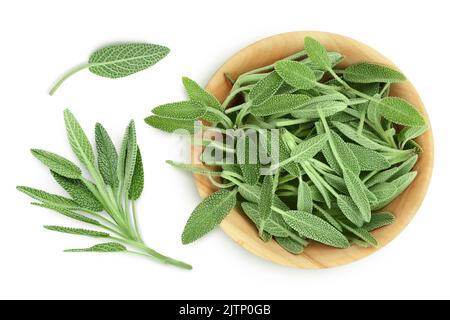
[128, 147, 144, 200]
[377, 97, 426, 127]
[32, 202, 100, 226]
[65, 242, 127, 253]
[95, 123, 119, 188]
[344, 62, 406, 83]
[347, 143, 390, 171]
[275, 237, 304, 254]
[304, 36, 332, 70]
[398, 124, 428, 149]
[343, 168, 371, 222]
[17, 186, 78, 208]
[31, 149, 82, 179]
[290, 134, 328, 163]
[145, 116, 197, 134]
[152, 101, 206, 120]
[364, 212, 395, 231]
[249, 71, 284, 105]
[182, 189, 237, 244]
[250, 94, 310, 116]
[44, 226, 109, 238]
[275, 61, 317, 90]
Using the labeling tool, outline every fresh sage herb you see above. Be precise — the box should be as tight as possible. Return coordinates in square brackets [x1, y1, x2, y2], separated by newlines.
[18, 110, 191, 270]
[145, 36, 428, 255]
[49, 43, 169, 95]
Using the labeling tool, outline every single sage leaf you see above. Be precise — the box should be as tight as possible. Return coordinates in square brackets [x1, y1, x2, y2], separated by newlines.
[182, 77, 223, 122]
[65, 242, 127, 253]
[343, 168, 371, 222]
[347, 143, 390, 171]
[51, 171, 103, 212]
[332, 121, 385, 151]
[128, 146, 144, 200]
[291, 101, 347, 119]
[123, 121, 138, 193]
[95, 123, 119, 188]
[144, 116, 196, 134]
[290, 134, 328, 163]
[398, 124, 428, 149]
[32, 202, 100, 226]
[304, 36, 331, 70]
[17, 186, 78, 208]
[297, 179, 313, 214]
[166, 160, 222, 176]
[250, 94, 310, 116]
[50, 43, 170, 95]
[275, 237, 304, 254]
[340, 222, 378, 247]
[377, 97, 426, 127]
[31, 149, 82, 179]
[282, 210, 349, 248]
[64, 109, 96, 169]
[241, 202, 290, 237]
[44, 226, 109, 238]
[249, 71, 284, 105]
[182, 189, 237, 244]
[259, 175, 275, 222]
[344, 62, 406, 83]
[336, 195, 365, 227]
[152, 101, 206, 120]
[364, 212, 395, 231]
[389, 155, 418, 181]
[275, 61, 317, 90]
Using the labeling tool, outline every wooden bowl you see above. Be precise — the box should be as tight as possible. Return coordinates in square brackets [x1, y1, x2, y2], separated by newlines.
[193, 31, 434, 268]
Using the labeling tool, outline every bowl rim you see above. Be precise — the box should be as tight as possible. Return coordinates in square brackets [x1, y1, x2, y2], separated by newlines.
[193, 31, 434, 268]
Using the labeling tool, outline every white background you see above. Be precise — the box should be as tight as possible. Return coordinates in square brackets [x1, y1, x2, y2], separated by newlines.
[0, 0, 448, 300]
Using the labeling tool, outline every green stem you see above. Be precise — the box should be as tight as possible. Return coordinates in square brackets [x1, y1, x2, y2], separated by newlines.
[221, 85, 254, 109]
[49, 64, 90, 96]
[131, 201, 143, 242]
[206, 107, 233, 128]
[225, 101, 251, 114]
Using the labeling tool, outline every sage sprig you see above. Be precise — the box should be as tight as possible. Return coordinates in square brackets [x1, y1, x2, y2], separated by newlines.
[145, 36, 427, 254]
[18, 110, 191, 270]
[49, 43, 170, 95]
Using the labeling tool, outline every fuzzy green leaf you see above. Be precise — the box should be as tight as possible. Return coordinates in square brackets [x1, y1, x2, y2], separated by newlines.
[88, 43, 169, 78]
[152, 101, 206, 120]
[17, 186, 78, 208]
[128, 147, 144, 200]
[389, 155, 418, 181]
[336, 195, 365, 227]
[241, 202, 290, 237]
[65, 242, 127, 253]
[366, 167, 400, 188]
[340, 222, 378, 247]
[32, 202, 100, 226]
[182, 77, 223, 122]
[304, 37, 331, 70]
[398, 124, 428, 149]
[347, 144, 390, 171]
[64, 109, 96, 168]
[297, 179, 313, 214]
[237, 134, 260, 185]
[250, 94, 310, 116]
[282, 210, 349, 248]
[275, 60, 317, 89]
[291, 101, 347, 119]
[123, 121, 138, 193]
[327, 130, 361, 175]
[275, 237, 304, 254]
[290, 134, 328, 163]
[95, 123, 119, 187]
[182, 189, 237, 244]
[44, 226, 109, 238]
[166, 160, 223, 176]
[377, 97, 426, 127]
[51, 171, 103, 212]
[332, 121, 385, 150]
[343, 62, 406, 83]
[31, 149, 81, 179]
[364, 212, 395, 231]
[343, 168, 371, 222]
[144, 116, 196, 134]
[249, 71, 285, 105]
[259, 175, 275, 222]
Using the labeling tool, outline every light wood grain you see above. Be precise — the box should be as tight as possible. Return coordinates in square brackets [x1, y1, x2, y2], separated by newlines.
[193, 31, 434, 268]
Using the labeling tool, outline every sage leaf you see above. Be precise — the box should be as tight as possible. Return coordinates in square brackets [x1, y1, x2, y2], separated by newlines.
[336, 195, 365, 227]
[366, 167, 399, 188]
[182, 77, 222, 111]
[339, 222, 378, 247]
[377, 97, 426, 127]
[275, 61, 317, 89]
[398, 124, 428, 149]
[65, 243, 127, 253]
[50, 43, 169, 95]
[64, 109, 96, 168]
[32, 202, 100, 226]
[347, 143, 390, 171]
[123, 121, 138, 193]
[364, 212, 395, 231]
[275, 237, 304, 254]
[51, 171, 103, 212]
[128, 147, 144, 200]
[344, 62, 406, 83]
[343, 168, 371, 222]
[182, 189, 237, 244]
[281, 210, 349, 248]
[332, 121, 385, 150]
[304, 36, 331, 70]
[17, 186, 78, 208]
[291, 101, 347, 119]
[152, 101, 206, 120]
[389, 155, 418, 181]
[327, 130, 361, 175]
[145, 116, 196, 134]
[249, 71, 284, 105]
[237, 134, 261, 185]
[31, 149, 81, 179]
[250, 94, 310, 116]
[241, 202, 290, 237]
[95, 123, 118, 187]
[290, 134, 328, 163]
[166, 160, 223, 176]
[44, 226, 109, 238]
[297, 179, 313, 214]
[259, 175, 275, 222]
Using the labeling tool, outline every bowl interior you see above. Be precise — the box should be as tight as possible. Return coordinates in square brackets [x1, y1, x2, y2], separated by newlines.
[193, 31, 434, 268]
